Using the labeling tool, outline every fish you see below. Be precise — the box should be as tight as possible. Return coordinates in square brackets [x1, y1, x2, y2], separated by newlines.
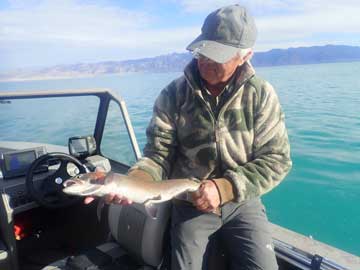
[62, 171, 201, 218]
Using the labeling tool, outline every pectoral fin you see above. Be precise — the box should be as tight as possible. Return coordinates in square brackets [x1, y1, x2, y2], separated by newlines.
[144, 194, 165, 218]
[212, 207, 221, 216]
[144, 202, 158, 219]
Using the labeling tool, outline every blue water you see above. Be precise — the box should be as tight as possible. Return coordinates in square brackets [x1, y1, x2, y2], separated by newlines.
[1, 62, 359, 256]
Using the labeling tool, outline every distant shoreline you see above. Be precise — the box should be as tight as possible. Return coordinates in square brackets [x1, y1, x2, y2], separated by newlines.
[1, 60, 360, 83]
[1, 45, 360, 83]
[0, 73, 109, 83]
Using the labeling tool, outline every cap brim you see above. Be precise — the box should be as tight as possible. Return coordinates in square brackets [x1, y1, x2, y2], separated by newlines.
[186, 36, 240, 64]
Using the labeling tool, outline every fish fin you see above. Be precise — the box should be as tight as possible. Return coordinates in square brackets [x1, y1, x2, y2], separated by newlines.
[144, 202, 158, 219]
[212, 207, 221, 216]
[154, 194, 162, 200]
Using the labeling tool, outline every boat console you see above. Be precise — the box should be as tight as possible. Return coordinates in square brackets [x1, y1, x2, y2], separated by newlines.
[0, 139, 111, 215]
[0, 146, 48, 179]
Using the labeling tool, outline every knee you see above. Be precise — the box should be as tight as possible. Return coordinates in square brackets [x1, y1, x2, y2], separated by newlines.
[231, 242, 278, 270]
[172, 222, 201, 246]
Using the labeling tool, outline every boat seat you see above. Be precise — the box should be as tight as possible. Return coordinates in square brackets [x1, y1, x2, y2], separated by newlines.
[42, 202, 171, 270]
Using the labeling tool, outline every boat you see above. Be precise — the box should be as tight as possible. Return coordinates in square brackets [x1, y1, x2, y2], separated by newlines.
[0, 89, 359, 270]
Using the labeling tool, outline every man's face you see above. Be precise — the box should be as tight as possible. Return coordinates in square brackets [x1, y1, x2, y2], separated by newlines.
[197, 54, 245, 86]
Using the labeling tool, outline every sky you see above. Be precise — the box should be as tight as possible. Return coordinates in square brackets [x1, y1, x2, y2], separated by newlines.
[1, 0, 360, 71]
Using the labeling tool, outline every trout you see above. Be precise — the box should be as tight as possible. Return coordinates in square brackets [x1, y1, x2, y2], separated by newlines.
[62, 171, 201, 218]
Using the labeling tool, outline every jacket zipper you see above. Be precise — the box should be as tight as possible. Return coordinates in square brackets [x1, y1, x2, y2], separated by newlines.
[194, 95, 222, 176]
[185, 76, 248, 178]
[194, 84, 248, 177]
[184, 77, 220, 174]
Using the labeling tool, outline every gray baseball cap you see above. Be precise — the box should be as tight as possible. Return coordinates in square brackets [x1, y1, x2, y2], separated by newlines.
[187, 5, 257, 63]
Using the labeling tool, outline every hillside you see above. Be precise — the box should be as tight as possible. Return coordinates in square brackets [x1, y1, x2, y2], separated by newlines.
[1, 45, 360, 82]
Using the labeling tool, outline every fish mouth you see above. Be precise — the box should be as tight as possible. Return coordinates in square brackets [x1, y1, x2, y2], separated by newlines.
[63, 179, 103, 196]
[63, 179, 84, 188]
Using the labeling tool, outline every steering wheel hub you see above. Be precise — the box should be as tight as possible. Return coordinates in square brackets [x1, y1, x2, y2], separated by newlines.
[26, 152, 88, 208]
[55, 177, 64, 185]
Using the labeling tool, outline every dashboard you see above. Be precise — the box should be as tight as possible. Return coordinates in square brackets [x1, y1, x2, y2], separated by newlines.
[1, 169, 54, 215]
[0, 139, 112, 270]
[0, 146, 47, 180]
[0, 143, 68, 215]
[0, 140, 110, 216]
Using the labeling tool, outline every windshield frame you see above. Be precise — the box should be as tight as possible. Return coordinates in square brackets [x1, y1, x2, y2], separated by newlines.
[0, 89, 142, 163]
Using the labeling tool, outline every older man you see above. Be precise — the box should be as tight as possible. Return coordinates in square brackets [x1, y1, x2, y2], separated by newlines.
[102, 4, 292, 270]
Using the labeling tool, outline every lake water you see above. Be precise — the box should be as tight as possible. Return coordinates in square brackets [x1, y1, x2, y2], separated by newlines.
[1, 61, 359, 256]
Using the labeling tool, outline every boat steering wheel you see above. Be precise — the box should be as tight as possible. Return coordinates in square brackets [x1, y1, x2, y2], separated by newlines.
[26, 152, 88, 208]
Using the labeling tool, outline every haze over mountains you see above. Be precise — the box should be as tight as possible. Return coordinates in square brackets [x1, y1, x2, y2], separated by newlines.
[1, 45, 360, 82]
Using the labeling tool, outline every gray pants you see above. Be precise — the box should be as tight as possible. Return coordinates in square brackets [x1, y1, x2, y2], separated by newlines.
[170, 198, 278, 270]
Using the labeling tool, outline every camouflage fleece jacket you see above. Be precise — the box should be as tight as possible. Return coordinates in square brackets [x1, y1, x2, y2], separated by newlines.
[129, 59, 292, 203]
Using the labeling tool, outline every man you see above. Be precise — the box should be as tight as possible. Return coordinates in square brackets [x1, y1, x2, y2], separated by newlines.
[90, 4, 292, 270]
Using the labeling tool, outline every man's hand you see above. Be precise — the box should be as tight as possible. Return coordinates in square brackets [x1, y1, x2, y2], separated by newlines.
[83, 167, 133, 205]
[192, 180, 220, 213]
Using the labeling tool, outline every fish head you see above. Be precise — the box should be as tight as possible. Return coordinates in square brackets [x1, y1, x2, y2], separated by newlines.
[62, 172, 105, 196]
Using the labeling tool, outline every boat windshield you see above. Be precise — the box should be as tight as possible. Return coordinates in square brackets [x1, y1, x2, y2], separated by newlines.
[0, 96, 98, 146]
[0, 94, 137, 166]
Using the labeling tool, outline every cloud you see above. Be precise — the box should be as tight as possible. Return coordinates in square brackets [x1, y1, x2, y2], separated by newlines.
[176, 0, 300, 14]
[1, 0, 360, 69]
[0, 0, 200, 49]
[255, 4, 360, 50]
[0, 0, 201, 68]
[0, 0, 151, 44]
[176, 0, 360, 51]
[177, 0, 360, 15]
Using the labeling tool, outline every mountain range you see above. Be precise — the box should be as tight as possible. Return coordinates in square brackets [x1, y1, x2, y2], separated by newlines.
[1, 45, 360, 82]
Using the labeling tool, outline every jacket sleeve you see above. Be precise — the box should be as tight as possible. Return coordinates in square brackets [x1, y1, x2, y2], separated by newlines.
[223, 81, 292, 202]
[128, 87, 177, 181]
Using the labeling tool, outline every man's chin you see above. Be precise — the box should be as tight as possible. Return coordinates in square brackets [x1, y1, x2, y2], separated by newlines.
[201, 75, 221, 85]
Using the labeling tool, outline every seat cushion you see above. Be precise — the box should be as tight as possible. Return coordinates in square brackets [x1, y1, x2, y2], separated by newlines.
[108, 202, 171, 267]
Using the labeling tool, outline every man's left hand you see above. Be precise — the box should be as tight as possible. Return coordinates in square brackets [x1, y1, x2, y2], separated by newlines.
[192, 180, 220, 213]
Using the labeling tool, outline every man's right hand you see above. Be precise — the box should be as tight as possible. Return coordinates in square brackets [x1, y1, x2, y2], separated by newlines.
[83, 167, 133, 205]
[192, 180, 220, 213]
